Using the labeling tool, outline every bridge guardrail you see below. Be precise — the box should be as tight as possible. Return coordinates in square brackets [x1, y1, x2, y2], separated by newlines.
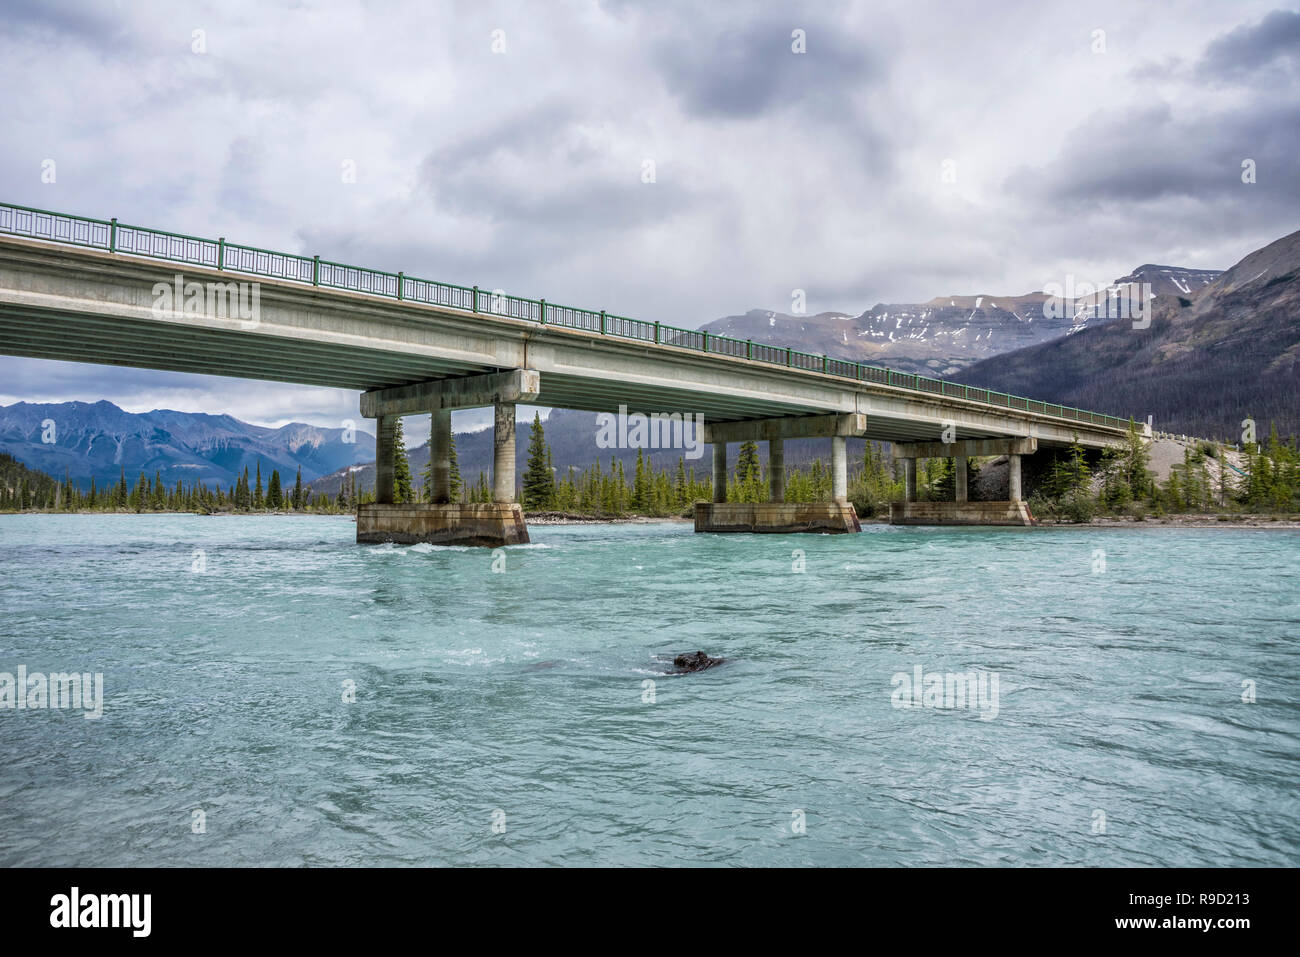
[0, 200, 1135, 432]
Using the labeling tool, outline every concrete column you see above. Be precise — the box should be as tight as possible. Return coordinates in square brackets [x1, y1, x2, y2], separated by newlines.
[712, 443, 727, 503]
[375, 415, 396, 505]
[955, 456, 968, 503]
[769, 438, 785, 503]
[430, 409, 451, 503]
[493, 403, 516, 504]
[831, 435, 847, 504]
[1008, 453, 1022, 502]
[903, 457, 917, 503]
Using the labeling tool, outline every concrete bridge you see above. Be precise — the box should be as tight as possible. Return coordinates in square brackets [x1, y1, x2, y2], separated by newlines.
[0, 202, 1137, 544]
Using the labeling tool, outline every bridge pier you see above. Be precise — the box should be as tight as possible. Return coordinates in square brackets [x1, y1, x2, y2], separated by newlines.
[769, 438, 785, 503]
[831, 435, 847, 504]
[712, 443, 728, 503]
[889, 438, 1036, 526]
[493, 402, 517, 505]
[695, 414, 862, 534]
[356, 370, 538, 546]
[374, 415, 397, 505]
[429, 408, 452, 503]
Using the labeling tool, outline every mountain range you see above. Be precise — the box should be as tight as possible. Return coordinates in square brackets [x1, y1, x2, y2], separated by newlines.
[699, 264, 1222, 377]
[952, 231, 1300, 438]
[0, 400, 375, 491]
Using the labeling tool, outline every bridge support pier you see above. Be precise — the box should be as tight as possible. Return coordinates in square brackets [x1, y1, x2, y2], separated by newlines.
[493, 402, 517, 504]
[374, 415, 396, 505]
[356, 371, 538, 547]
[694, 414, 862, 534]
[831, 435, 847, 505]
[429, 408, 452, 503]
[769, 438, 784, 503]
[889, 438, 1037, 526]
[712, 443, 728, 503]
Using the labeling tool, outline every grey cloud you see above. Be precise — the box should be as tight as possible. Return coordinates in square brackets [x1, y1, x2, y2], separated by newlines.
[1019, 101, 1300, 206]
[648, 12, 876, 119]
[418, 102, 700, 231]
[1197, 9, 1300, 80]
[1007, 10, 1300, 269]
[2, 0, 138, 48]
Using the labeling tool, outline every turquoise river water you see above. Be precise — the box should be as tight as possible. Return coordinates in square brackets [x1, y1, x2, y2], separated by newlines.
[0, 514, 1297, 866]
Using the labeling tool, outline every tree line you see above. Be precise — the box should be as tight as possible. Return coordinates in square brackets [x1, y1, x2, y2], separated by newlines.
[8, 416, 1297, 519]
[1031, 420, 1300, 521]
[0, 453, 345, 514]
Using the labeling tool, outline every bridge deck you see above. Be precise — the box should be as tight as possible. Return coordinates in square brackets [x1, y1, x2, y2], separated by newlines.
[0, 202, 1135, 448]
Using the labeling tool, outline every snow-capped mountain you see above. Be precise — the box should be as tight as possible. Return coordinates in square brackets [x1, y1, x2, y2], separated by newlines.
[952, 233, 1300, 438]
[699, 264, 1223, 376]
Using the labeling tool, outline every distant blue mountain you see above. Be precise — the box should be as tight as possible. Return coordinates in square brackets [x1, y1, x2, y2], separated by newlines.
[0, 400, 375, 491]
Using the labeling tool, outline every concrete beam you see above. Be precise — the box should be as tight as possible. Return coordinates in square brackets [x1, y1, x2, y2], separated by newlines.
[891, 436, 1038, 459]
[702, 413, 866, 445]
[361, 369, 540, 418]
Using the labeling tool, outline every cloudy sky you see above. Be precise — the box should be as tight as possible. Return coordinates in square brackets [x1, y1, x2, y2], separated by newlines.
[1, 0, 1297, 429]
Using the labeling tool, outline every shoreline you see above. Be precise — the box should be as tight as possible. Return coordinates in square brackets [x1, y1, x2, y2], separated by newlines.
[2, 510, 1298, 529]
[1037, 516, 1300, 530]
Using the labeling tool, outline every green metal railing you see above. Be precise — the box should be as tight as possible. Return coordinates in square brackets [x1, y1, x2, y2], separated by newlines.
[0, 200, 1133, 431]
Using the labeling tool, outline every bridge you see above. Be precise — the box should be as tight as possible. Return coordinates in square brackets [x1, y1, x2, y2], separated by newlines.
[0, 202, 1136, 543]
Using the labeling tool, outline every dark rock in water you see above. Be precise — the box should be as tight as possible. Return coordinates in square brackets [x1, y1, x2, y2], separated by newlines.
[672, 651, 724, 672]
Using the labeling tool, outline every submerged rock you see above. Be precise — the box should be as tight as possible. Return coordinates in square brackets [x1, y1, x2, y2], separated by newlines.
[672, 651, 724, 672]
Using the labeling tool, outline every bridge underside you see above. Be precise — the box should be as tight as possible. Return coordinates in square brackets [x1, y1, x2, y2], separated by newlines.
[0, 299, 1101, 444]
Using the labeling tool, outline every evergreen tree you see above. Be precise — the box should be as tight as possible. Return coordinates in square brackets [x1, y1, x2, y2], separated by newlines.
[384, 421, 410, 504]
[392, 418, 414, 503]
[292, 467, 303, 510]
[632, 448, 650, 511]
[447, 428, 462, 502]
[737, 440, 760, 484]
[1123, 420, 1153, 502]
[267, 469, 283, 510]
[521, 411, 555, 510]
[931, 457, 956, 500]
[131, 471, 147, 511]
[254, 461, 265, 509]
